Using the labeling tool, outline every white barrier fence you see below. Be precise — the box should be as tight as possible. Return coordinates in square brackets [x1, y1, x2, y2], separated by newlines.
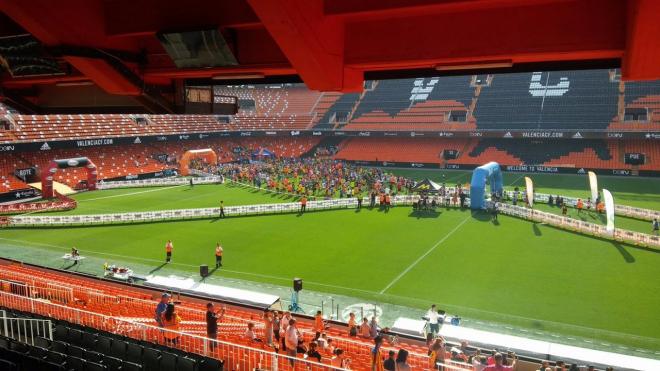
[97, 176, 223, 189]
[5, 196, 419, 227]
[497, 203, 660, 248]
[505, 190, 660, 222]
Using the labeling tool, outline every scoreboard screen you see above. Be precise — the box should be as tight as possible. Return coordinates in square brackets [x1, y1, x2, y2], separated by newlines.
[624, 153, 646, 165]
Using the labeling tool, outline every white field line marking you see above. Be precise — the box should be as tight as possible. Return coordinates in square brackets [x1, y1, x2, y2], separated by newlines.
[508, 174, 525, 187]
[79, 184, 186, 202]
[16, 184, 188, 217]
[379, 215, 471, 294]
[3, 236, 660, 342]
[0, 237, 384, 295]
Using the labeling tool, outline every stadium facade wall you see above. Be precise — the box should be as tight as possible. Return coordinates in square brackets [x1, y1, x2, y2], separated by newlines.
[349, 160, 660, 177]
[1, 129, 659, 153]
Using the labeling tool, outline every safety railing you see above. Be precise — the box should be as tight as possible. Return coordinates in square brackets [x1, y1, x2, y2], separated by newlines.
[97, 175, 224, 189]
[0, 312, 53, 345]
[497, 203, 660, 248]
[4, 196, 418, 227]
[504, 190, 660, 221]
[0, 289, 345, 370]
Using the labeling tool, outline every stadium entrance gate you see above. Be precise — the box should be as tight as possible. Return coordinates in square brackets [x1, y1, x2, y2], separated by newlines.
[41, 157, 97, 198]
[470, 161, 503, 209]
[179, 148, 218, 176]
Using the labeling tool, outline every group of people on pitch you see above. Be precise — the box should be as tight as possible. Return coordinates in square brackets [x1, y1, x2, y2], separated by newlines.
[164, 240, 223, 268]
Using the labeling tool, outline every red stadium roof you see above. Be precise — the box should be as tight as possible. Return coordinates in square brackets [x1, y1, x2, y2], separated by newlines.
[0, 0, 659, 113]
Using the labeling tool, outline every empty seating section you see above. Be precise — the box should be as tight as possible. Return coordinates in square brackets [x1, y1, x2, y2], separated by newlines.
[216, 86, 319, 130]
[340, 77, 475, 131]
[608, 83, 660, 131]
[335, 138, 470, 164]
[19, 145, 169, 188]
[0, 263, 471, 371]
[0, 154, 32, 193]
[468, 139, 613, 168]
[150, 137, 321, 164]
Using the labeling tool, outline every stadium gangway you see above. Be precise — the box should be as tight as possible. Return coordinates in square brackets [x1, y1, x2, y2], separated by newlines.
[496, 203, 660, 248]
[0, 310, 54, 346]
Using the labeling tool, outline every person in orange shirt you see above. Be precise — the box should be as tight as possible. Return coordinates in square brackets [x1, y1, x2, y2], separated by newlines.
[597, 201, 605, 214]
[576, 199, 584, 214]
[384, 194, 391, 211]
[165, 240, 173, 263]
[300, 195, 307, 214]
[314, 310, 326, 337]
[215, 242, 223, 268]
[347, 312, 357, 337]
[161, 303, 181, 345]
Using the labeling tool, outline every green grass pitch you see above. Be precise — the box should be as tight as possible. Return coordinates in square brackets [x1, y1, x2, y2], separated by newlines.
[1, 170, 659, 354]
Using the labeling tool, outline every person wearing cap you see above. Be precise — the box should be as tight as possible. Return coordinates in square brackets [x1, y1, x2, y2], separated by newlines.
[155, 293, 170, 327]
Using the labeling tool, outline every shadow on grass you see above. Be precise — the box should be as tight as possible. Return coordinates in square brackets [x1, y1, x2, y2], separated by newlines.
[612, 241, 635, 263]
[204, 266, 220, 280]
[532, 223, 542, 236]
[408, 210, 441, 219]
[491, 218, 500, 226]
[149, 262, 168, 274]
[470, 210, 492, 222]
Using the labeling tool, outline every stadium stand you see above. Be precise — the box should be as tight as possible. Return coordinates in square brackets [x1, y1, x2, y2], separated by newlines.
[334, 138, 470, 164]
[0, 263, 476, 371]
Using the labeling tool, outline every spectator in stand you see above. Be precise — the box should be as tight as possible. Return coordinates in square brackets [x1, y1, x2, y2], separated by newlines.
[284, 319, 298, 366]
[155, 293, 171, 327]
[568, 364, 579, 371]
[296, 339, 308, 354]
[161, 303, 181, 345]
[369, 316, 379, 338]
[360, 317, 372, 338]
[331, 348, 351, 369]
[314, 310, 326, 337]
[244, 322, 259, 342]
[371, 335, 385, 371]
[537, 361, 549, 371]
[484, 352, 516, 371]
[306, 341, 322, 362]
[383, 350, 396, 371]
[395, 349, 411, 371]
[263, 310, 274, 346]
[472, 354, 487, 371]
[429, 337, 446, 370]
[348, 312, 358, 336]
[426, 304, 441, 335]
[272, 311, 281, 344]
[205, 302, 224, 351]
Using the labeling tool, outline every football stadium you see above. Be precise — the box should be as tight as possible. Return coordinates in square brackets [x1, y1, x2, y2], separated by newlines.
[0, 1, 659, 371]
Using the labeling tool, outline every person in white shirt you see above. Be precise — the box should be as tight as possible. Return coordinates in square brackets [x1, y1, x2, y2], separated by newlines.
[426, 304, 440, 335]
[284, 319, 299, 366]
[244, 322, 258, 341]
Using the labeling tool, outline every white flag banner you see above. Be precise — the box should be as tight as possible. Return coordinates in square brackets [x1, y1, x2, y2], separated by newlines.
[588, 171, 599, 203]
[603, 189, 615, 234]
[525, 176, 534, 208]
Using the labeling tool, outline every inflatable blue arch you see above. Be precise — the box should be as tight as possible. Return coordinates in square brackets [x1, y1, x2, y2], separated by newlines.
[470, 162, 504, 209]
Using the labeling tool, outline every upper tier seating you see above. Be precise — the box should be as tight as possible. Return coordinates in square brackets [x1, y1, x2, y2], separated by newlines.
[334, 138, 470, 164]
[473, 70, 619, 129]
[467, 139, 613, 166]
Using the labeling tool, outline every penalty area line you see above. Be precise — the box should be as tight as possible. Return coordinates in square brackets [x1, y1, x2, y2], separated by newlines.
[379, 215, 471, 294]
